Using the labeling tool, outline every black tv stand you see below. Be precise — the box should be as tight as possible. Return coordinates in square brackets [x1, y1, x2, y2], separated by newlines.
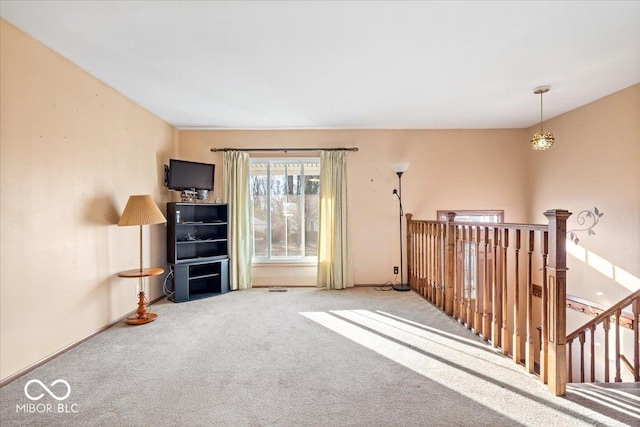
[166, 202, 229, 302]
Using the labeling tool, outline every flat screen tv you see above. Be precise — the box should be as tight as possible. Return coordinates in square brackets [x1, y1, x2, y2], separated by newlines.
[166, 159, 215, 191]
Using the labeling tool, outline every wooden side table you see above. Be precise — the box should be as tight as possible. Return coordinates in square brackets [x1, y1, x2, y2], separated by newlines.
[117, 267, 164, 325]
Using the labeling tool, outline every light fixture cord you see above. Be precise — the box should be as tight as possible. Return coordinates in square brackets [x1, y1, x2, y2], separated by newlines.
[540, 92, 544, 132]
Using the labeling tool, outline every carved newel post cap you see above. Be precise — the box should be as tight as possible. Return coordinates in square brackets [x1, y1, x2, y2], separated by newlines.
[543, 209, 572, 219]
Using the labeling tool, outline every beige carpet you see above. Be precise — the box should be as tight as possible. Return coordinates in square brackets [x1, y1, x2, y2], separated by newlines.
[1, 287, 637, 426]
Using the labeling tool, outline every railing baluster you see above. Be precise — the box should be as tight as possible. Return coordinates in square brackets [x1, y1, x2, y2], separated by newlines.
[483, 227, 490, 341]
[579, 331, 586, 382]
[589, 324, 596, 382]
[456, 225, 465, 325]
[413, 221, 418, 293]
[568, 339, 573, 383]
[615, 309, 622, 382]
[453, 225, 460, 320]
[420, 223, 425, 296]
[513, 229, 521, 364]
[436, 224, 441, 302]
[424, 223, 429, 298]
[634, 297, 640, 382]
[424, 222, 429, 297]
[474, 227, 482, 336]
[603, 316, 610, 382]
[420, 223, 424, 297]
[420, 224, 433, 300]
[433, 224, 437, 302]
[409, 220, 415, 292]
[526, 230, 535, 373]
[427, 223, 432, 298]
[432, 223, 437, 304]
[540, 230, 549, 385]
[457, 225, 468, 326]
[501, 228, 509, 355]
[492, 228, 500, 348]
[418, 223, 422, 296]
[419, 222, 424, 295]
[438, 223, 444, 310]
[465, 225, 473, 329]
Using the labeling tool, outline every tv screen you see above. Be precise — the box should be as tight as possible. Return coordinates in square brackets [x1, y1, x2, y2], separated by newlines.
[167, 159, 215, 191]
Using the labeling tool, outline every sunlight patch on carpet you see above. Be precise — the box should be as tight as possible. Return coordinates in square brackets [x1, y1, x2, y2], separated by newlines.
[300, 310, 623, 427]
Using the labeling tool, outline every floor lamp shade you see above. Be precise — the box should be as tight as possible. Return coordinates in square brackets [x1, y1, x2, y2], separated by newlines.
[118, 195, 167, 227]
[118, 195, 166, 273]
[390, 162, 410, 174]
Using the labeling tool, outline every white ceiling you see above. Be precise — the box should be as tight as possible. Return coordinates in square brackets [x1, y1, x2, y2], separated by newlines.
[1, 1, 639, 130]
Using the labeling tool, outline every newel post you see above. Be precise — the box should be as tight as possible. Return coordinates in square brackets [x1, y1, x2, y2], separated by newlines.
[543, 209, 572, 396]
[444, 212, 456, 316]
[406, 214, 413, 290]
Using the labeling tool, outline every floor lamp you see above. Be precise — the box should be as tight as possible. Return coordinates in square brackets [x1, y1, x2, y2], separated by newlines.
[391, 163, 411, 291]
[117, 195, 166, 324]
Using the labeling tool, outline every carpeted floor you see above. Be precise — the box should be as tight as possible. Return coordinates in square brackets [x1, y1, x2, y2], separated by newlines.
[1, 287, 637, 426]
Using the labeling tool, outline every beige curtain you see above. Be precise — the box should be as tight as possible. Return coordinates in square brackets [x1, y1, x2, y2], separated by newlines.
[317, 150, 353, 289]
[223, 151, 252, 290]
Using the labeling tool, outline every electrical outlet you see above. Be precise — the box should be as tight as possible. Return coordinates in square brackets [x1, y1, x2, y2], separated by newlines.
[393, 266, 399, 275]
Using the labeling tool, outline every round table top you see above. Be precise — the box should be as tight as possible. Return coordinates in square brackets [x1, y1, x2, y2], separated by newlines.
[117, 267, 164, 278]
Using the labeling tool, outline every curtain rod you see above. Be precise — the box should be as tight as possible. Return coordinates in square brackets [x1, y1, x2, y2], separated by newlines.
[210, 147, 358, 153]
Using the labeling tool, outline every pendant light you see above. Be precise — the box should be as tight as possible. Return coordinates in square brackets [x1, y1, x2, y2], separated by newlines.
[530, 85, 555, 151]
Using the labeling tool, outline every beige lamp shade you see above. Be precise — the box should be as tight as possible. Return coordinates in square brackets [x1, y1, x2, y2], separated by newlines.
[118, 195, 167, 226]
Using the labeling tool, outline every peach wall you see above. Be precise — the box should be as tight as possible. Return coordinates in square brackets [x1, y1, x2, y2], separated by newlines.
[526, 84, 640, 377]
[527, 84, 640, 309]
[0, 20, 177, 381]
[178, 128, 529, 285]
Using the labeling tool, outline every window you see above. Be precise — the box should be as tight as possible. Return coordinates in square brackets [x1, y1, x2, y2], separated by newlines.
[438, 210, 503, 300]
[250, 158, 320, 262]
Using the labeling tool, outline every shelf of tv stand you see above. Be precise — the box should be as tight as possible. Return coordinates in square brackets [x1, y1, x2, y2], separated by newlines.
[190, 272, 219, 280]
[178, 221, 226, 225]
[175, 255, 228, 264]
[176, 238, 227, 244]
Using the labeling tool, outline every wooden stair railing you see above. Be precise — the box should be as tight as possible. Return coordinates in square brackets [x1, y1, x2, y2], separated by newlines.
[566, 294, 635, 330]
[406, 209, 571, 396]
[566, 289, 640, 383]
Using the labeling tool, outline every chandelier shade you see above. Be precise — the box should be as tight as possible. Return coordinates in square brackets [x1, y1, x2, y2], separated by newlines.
[530, 131, 555, 151]
[531, 85, 554, 151]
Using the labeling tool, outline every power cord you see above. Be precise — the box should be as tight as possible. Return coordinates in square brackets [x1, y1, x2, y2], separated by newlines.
[375, 274, 399, 291]
[163, 266, 175, 297]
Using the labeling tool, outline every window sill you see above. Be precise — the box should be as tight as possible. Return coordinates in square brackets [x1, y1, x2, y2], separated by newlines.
[252, 260, 317, 268]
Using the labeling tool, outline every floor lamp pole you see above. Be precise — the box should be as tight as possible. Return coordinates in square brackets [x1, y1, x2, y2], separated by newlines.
[394, 171, 410, 291]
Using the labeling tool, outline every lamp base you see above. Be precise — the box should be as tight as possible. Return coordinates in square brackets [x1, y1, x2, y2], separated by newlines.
[393, 284, 411, 292]
[126, 312, 157, 325]
[125, 290, 158, 325]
